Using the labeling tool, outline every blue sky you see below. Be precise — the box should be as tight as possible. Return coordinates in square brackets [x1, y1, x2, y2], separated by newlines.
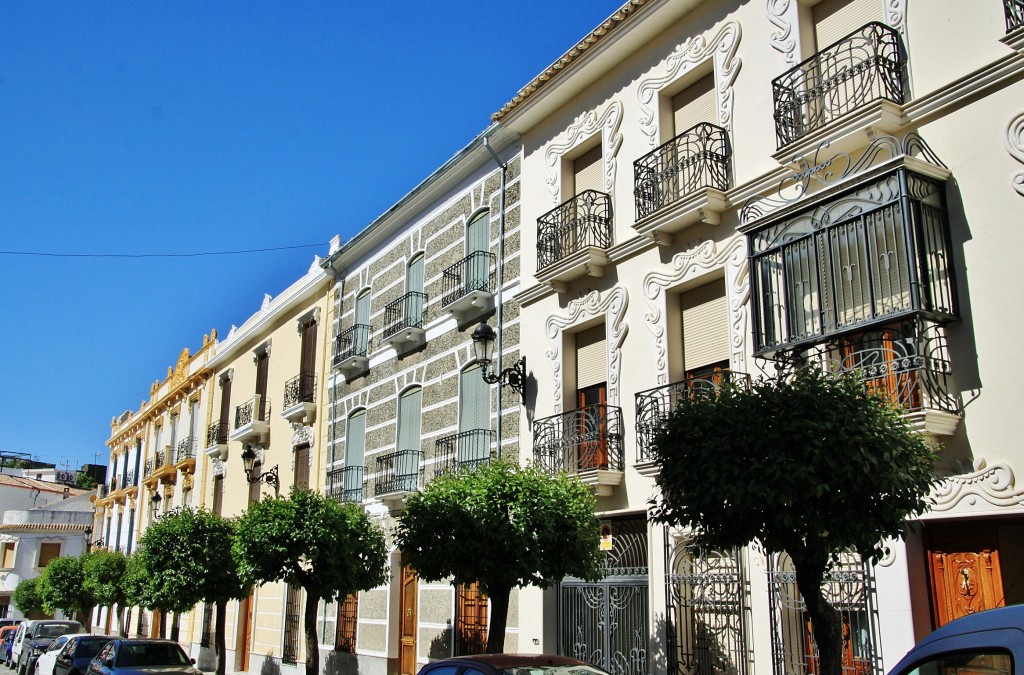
[0, 1, 624, 472]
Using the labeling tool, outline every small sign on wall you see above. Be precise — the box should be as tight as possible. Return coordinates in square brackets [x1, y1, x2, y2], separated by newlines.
[600, 520, 613, 551]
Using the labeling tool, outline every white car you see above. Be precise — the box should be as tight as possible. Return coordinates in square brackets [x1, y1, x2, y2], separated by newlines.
[34, 635, 88, 675]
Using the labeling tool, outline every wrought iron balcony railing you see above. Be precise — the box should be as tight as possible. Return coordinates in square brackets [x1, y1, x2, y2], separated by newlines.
[125, 469, 135, 487]
[99, 483, 109, 498]
[374, 449, 423, 496]
[383, 292, 428, 339]
[772, 22, 905, 147]
[327, 465, 365, 504]
[1007, 0, 1024, 32]
[175, 436, 196, 464]
[143, 459, 155, 477]
[283, 371, 317, 410]
[635, 370, 751, 462]
[533, 404, 624, 473]
[206, 420, 228, 447]
[441, 251, 495, 307]
[634, 122, 730, 220]
[235, 395, 270, 430]
[433, 429, 496, 478]
[537, 190, 613, 270]
[334, 324, 372, 365]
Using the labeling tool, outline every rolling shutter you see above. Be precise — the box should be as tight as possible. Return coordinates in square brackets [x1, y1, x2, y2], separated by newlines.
[576, 325, 607, 390]
[346, 409, 366, 469]
[467, 213, 489, 255]
[682, 280, 729, 371]
[459, 365, 490, 434]
[672, 73, 717, 136]
[573, 145, 604, 195]
[397, 387, 422, 451]
[813, 0, 882, 49]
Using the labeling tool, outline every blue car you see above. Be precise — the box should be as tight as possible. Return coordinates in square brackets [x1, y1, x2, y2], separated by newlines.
[888, 605, 1024, 675]
[52, 636, 111, 675]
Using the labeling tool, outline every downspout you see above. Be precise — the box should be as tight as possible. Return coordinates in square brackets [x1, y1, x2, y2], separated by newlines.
[482, 131, 507, 459]
[328, 274, 344, 468]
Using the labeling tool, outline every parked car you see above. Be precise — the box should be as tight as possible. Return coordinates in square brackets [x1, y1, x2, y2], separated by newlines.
[86, 640, 200, 675]
[888, 605, 1024, 675]
[35, 635, 88, 675]
[417, 654, 611, 675]
[12, 622, 84, 675]
[0, 622, 21, 631]
[1, 627, 20, 668]
[53, 637, 111, 675]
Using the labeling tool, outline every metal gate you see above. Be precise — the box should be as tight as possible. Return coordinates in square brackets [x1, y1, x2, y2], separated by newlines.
[767, 551, 881, 675]
[665, 531, 748, 675]
[560, 516, 649, 675]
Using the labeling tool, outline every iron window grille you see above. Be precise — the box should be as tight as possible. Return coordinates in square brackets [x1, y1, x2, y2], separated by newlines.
[634, 122, 731, 220]
[772, 22, 905, 147]
[373, 449, 423, 496]
[441, 251, 495, 307]
[383, 291, 428, 339]
[635, 370, 751, 462]
[1006, 0, 1024, 32]
[282, 586, 302, 664]
[206, 420, 228, 447]
[333, 324, 372, 365]
[327, 466, 365, 504]
[537, 190, 613, 270]
[283, 371, 317, 410]
[533, 404, 624, 473]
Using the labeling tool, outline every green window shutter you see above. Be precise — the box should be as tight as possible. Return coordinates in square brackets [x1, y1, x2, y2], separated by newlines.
[467, 213, 489, 255]
[346, 409, 366, 469]
[459, 365, 490, 434]
[397, 387, 422, 451]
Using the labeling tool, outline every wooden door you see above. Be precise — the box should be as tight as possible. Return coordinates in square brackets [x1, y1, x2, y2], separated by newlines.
[577, 383, 608, 470]
[219, 377, 232, 431]
[255, 351, 269, 421]
[238, 593, 254, 672]
[840, 328, 920, 410]
[927, 525, 1005, 628]
[456, 583, 488, 656]
[399, 563, 418, 675]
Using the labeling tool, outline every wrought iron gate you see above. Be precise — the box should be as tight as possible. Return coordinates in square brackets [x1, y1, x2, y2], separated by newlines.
[767, 552, 881, 675]
[665, 532, 748, 675]
[560, 517, 649, 675]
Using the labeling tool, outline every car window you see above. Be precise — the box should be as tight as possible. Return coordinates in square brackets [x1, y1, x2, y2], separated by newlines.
[903, 650, 1012, 675]
[47, 637, 69, 653]
[74, 639, 108, 660]
[36, 625, 77, 639]
[422, 667, 459, 675]
[115, 644, 190, 667]
[96, 643, 115, 665]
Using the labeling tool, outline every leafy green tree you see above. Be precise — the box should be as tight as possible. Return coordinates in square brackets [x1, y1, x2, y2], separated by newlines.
[75, 472, 98, 490]
[396, 459, 603, 653]
[12, 578, 45, 616]
[648, 366, 936, 675]
[82, 550, 128, 636]
[123, 552, 161, 636]
[137, 509, 247, 675]
[38, 555, 94, 629]
[233, 489, 388, 675]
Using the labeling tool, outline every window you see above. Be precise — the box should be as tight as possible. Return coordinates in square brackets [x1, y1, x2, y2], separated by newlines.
[904, 651, 1012, 675]
[575, 326, 608, 470]
[126, 507, 136, 554]
[1, 543, 15, 569]
[458, 365, 491, 467]
[397, 387, 423, 452]
[680, 279, 729, 377]
[335, 594, 358, 652]
[38, 543, 61, 568]
[343, 409, 367, 501]
[293, 444, 310, 490]
[282, 584, 302, 663]
[406, 253, 425, 326]
[255, 349, 270, 422]
[811, 0, 883, 50]
[671, 73, 716, 138]
[354, 289, 371, 355]
[572, 144, 603, 198]
[212, 475, 224, 516]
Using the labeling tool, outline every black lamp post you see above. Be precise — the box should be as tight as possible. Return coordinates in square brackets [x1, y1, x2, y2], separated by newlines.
[471, 321, 526, 404]
[241, 445, 280, 495]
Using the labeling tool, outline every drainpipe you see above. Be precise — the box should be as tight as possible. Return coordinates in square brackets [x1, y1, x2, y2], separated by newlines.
[482, 130, 507, 459]
[328, 274, 344, 468]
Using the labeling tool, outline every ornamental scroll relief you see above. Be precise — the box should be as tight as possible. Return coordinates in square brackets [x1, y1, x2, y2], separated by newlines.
[1005, 111, 1024, 198]
[930, 459, 1024, 512]
[766, 0, 907, 66]
[544, 100, 624, 204]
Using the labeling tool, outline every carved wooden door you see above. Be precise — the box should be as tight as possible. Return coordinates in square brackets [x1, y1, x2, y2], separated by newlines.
[399, 563, 418, 675]
[927, 526, 1005, 628]
[456, 583, 488, 655]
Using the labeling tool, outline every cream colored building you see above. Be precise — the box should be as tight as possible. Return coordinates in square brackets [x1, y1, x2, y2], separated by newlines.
[494, 1, 1024, 674]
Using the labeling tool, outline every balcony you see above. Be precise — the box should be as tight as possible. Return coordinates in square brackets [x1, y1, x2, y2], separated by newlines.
[281, 371, 317, 424]
[382, 292, 428, 353]
[536, 190, 613, 292]
[633, 123, 731, 238]
[533, 404, 624, 496]
[373, 449, 423, 508]
[334, 324, 371, 380]
[175, 436, 197, 474]
[327, 465, 365, 504]
[432, 429, 497, 478]
[772, 22, 905, 153]
[205, 420, 229, 460]
[441, 251, 495, 323]
[143, 447, 175, 488]
[230, 394, 271, 444]
[634, 370, 751, 475]
[1007, 0, 1024, 32]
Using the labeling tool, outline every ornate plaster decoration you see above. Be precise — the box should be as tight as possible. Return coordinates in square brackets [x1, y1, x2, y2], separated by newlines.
[306, 255, 323, 275]
[291, 424, 315, 449]
[930, 460, 1024, 512]
[211, 457, 225, 477]
[766, 0, 797, 65]
[544, 286, 628, 412]
[885, 0, 907, 37]
[544, 100, 624, 203]
[637, 21, 741, 145]
[1005, 111, 1024, 198]
[642, 237, 749, 384]
[260, 293, 272, 312]
[740, 132, 946, 225]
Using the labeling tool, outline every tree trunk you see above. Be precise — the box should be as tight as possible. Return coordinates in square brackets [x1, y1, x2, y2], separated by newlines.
[794, 558, 843, 675]
[117, 606, 127, 637]
[169, 612, 180, 643]
[215, 600, 228, 675]
[303, 590, 321, 675]
[485, 583, 512, 654]
[79, 605, 93, 632]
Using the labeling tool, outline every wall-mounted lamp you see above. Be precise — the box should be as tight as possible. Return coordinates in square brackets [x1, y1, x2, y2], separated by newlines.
[471, 321, 526, 404]
[241, 445, 280, 496]
[83, 527, 103, 552]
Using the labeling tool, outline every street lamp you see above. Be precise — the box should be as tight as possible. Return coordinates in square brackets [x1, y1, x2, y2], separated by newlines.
[471, 321, 526, 404]
[241, 445, 280, 496]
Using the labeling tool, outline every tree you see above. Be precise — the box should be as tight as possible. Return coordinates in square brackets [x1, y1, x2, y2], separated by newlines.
[233, 489, 388, 675]
[82, 550, 128, 636]
[75, 472, 98, 490]
[38, 555, 94, 629]
[123, 551, 159, 636]
[396, 459, 603, 653]
[137, 508, 247, 675]
[12, 578, 44, 616]
[648, 366, 936, 675]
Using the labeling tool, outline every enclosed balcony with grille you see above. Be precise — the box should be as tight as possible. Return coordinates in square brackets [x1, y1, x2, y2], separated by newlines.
[281, 371, 317, 424]
[230, 394, 271, 444]
[334, 324, 371, 380]
[432, 429, 497, 479]
[327, 465, 364, 504]
[533, 403, 623, 496]
[441, 250, 495, 323]
[373, 449, 422, 502]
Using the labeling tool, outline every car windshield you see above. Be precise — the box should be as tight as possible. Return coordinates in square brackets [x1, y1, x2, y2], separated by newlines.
[500, 667, 609, 675]
[47, 638, 68, 652]
[115, 644, 190, 667]
[35, 625, 79, 639]
[74, 639, 109, 660]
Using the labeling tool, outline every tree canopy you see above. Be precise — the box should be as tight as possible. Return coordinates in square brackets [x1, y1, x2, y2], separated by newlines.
[233, 489, 388, 675]
[648, 366, 936, 675]
[82, 550, 128, 635]
[38, 555, 94, 629]
[12, 577, 44, 616]
[396, 459, 603, 652]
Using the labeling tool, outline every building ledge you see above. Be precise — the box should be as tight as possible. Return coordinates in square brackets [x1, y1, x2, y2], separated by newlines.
[632, 188, 729, 243]
[205, 442, 228, 462]
[281, 401, 316, 425]
[634, 460, 659, 478]
[336, 355, 369, 381]
[772, 99, 904, 167]
[230, 421, 270, 445]
[535, 247, 610, 293]
[175, 457, 197, 475]
[1002, 24, 1024, 53]
[905, 409, 962, 437]
[576, 469, 624, 497]
[383, 326, 426, 354]
[442, 289, 495, 325]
